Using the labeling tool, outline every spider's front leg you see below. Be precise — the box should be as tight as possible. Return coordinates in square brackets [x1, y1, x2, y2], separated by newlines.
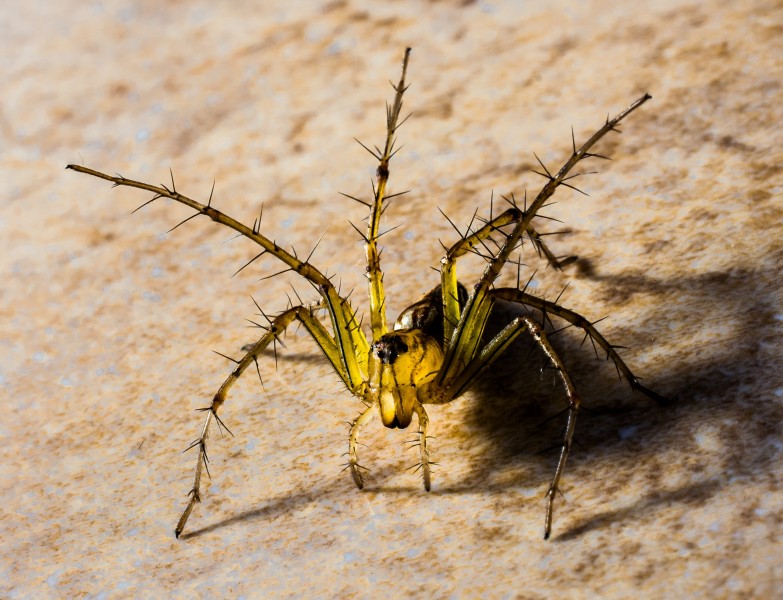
[176, 303, 355, 538]
[438, 93, 652, 371]
[66, 162, 375, 537]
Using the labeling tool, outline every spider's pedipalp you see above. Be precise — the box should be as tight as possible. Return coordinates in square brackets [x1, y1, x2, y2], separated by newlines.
[348, 404, 375, 489]
[412, 403, 432, 491]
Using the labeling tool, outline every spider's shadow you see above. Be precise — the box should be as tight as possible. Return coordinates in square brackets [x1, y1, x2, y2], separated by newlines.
[448, 261, 782, 539]
[445, 302, 648, 494]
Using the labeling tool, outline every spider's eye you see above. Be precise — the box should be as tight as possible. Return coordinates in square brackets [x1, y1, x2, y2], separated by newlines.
[373, 335, 409, 364]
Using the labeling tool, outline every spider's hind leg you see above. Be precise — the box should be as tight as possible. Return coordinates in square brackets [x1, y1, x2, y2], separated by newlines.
[430, 308, 581, 539]
[521, 316, 582, 540]
[491, 288, 668, 405]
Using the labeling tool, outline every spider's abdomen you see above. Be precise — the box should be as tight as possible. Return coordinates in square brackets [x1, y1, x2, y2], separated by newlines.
[370, 329, 444, 428]
[394, 282, 468, 345]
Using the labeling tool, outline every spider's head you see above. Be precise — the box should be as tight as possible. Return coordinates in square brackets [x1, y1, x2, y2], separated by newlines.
[370, 330, 443, 429]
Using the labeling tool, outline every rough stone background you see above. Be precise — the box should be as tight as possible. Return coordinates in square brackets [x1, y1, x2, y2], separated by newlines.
[2, 0, 782, 597]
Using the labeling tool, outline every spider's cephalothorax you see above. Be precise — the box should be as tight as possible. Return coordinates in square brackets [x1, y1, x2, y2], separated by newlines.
[370, 284, 469, 430]
[67, 48, 667, 540]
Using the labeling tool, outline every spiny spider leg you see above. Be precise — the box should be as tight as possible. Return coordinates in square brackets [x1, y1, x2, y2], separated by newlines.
[426, 308, 581, 539]
[491, 288, 669, 404]
[64, 164, 369, 388]
[524, 318, 581, 541]
[501, 316, 581, 541]
[362, 47, 411, 340]
[471, 200, 574, 271]
[422, 93, 654, 538]
[440, 206, 521, 345]
[175, 303, 355, 538]
[435, 313, 536, 399]
[436, 204, 570, 382]
[437, 94, 652, 386]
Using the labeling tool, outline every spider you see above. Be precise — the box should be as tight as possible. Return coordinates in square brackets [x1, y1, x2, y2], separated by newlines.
[67, 48, 666, 540]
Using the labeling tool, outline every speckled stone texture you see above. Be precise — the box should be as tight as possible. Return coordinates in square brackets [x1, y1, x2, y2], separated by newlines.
[2, 0, 782, 597]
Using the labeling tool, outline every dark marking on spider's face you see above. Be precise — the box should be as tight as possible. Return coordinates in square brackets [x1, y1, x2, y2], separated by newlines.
[373, 334, 409, 364]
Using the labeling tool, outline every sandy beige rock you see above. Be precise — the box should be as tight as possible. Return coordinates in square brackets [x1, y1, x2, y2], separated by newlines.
[2, 0, 782, 597]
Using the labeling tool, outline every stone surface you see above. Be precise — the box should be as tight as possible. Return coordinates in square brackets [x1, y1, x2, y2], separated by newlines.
[2, 0, 782, 597]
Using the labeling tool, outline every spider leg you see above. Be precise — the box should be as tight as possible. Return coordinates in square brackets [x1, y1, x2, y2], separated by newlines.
[436, 210, 570, 381]
[440, 206, 522, 345]
[361, 47, 411, 340]
[437, 94, 652, 383]
[528, 319, 581, 541]
[431, 314, 531, 400]
[175, 303, 363, 539]
[426, 312, 580, 539]
[65, 164, 369, 389]
[491, 288, 668, 404]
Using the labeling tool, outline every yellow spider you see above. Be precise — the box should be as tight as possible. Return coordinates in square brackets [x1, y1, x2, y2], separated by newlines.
[67, 48, 665, 540]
